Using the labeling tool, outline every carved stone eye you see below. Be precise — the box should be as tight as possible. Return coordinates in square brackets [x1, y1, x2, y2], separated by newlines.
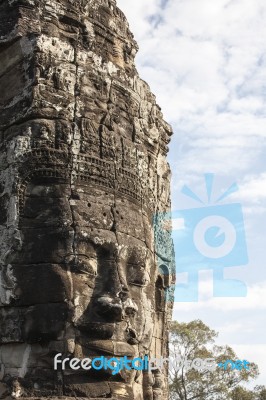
[73, 260, 96, 277]
[65, 255, 96, 276]
[127, 264, 147, 286]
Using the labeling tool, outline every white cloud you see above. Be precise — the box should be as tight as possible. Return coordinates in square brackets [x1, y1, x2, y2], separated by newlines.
[118, 0, 266, 175]
[173, 280, 266, 312]
[234, 173, 266, 205]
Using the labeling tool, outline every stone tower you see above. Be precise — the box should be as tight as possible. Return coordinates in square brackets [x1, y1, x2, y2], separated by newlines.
[0, 0, 175, 399]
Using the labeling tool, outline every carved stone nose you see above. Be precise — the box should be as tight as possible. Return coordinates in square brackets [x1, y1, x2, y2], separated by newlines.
[95, 294, 138, 322]
[95, 295, 123, 322]
[124, 298, 138, 317]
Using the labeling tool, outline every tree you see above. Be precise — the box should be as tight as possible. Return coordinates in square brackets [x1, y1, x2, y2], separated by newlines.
[169, 320, 259, 400]
[254, 386, 266, 400]
[230, 386, 255, 400]
[230, 385, 266, 400]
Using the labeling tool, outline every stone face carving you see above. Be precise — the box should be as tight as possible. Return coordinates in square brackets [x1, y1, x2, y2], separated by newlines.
[0, 0, 175, 399]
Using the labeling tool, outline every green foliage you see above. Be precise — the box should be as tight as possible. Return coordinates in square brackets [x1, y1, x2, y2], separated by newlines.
[169, 320, 259, 400]
[254, 386, 266, 400]
[230, 386, 255, 400]
[230, 385, 266, 400]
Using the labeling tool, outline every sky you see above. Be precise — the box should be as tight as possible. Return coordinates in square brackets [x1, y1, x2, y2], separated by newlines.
[117, 0, 266, 387]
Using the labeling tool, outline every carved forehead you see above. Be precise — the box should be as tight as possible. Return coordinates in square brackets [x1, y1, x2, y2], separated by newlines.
[24, 183, 150, 222]
[21, 182, 154, 254]
[75, 228, 152, 261]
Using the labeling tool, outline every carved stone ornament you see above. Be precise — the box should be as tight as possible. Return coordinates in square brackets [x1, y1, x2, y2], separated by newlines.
[0, 0, 175, 399]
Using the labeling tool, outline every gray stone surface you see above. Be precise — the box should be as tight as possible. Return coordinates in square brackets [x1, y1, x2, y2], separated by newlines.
[0, 0, 175, 398]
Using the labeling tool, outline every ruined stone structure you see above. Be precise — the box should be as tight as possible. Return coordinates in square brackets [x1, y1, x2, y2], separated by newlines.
[0, 0, 175, 399]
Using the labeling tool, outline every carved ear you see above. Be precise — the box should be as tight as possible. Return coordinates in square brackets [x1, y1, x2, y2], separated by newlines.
[155, 265, 171, 312]
[159, 264, 170, 287]
[155, 275, 165, 312]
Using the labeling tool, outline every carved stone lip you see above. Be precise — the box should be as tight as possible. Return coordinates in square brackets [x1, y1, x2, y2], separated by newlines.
[77, 322, 115, 339]
[79, 339, 136, 357]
